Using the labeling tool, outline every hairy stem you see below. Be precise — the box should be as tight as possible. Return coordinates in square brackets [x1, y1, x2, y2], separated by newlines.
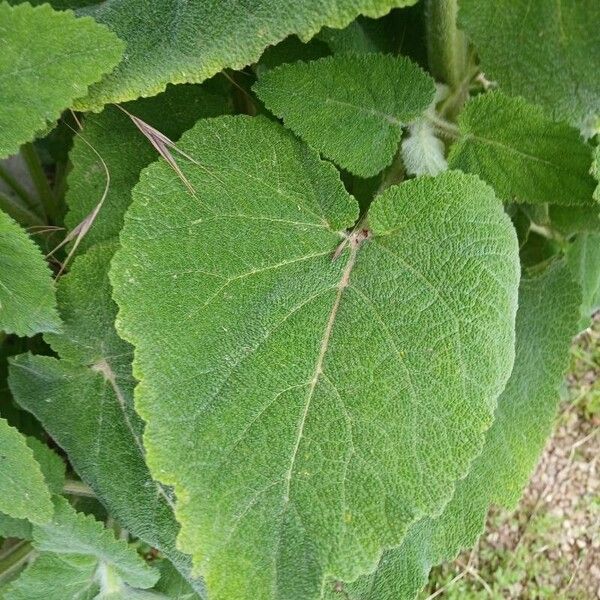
[63, 479, 96, 498]
[21, 143, 56, 223]
[426, 0, 468, 89]
[0, 542, 34, 583]
[0, 191, 44, 226]
[0, 163, 40, 216]
[426, 0, 471, 119]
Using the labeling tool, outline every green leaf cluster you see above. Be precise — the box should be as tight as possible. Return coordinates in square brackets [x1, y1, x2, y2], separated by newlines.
[0, 1, 598, 599]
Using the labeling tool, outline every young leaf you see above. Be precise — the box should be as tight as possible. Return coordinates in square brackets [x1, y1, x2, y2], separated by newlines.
[8, 243, 203, 593]
[0, 417, 53, 523]
[254, 54, 435, 176]
[448, 92, 596, 206]
[566, 234, 600, 331]
[110, 114, 519, 599]
[65, 80, 232, 254]
[0, 2, 124, 158]
[75, 0, 418, 110]
[459, 0, 600, 126]
[400, 120, 447, 176]
[327, 260, 581, 599]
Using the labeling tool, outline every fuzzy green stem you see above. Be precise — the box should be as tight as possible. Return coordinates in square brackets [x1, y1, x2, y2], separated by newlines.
[426, 0, 468, 90]
[63, 479, 96, 498]
[0, 191, 45, 226]
[0, 163, 40, 215]
[21, 143, 56, 222]
[0, 542, 33, 583]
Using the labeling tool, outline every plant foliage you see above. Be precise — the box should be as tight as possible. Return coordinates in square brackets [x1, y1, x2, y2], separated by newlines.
[0, 0, 598, 598]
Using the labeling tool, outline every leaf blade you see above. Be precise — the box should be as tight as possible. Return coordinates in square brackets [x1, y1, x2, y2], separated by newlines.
[0, 2, 124, 158]
[110, 115, 519, 599]
[459, 0, 600, 126]
[0, 210, 60, 336]
[254, 54, 435, 176]
[76, 0, 418, 110]
[330, 261, 581, 599]
[448, 92, 596, 206]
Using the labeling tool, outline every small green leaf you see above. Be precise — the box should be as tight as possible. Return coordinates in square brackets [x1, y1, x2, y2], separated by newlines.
[110, 114, 519, 599]
[566, 233, 600, 330]
[75, 0, 418, 110]
[8, 243, 202, 593]
[0, 2, 124, 158]
[329, 260, 581, 599]
[254, 54, 435, 176]
[459, 0, 600, 126]
[448, 92, 596, 206]
[0, 210, 60, 336]
[0, 417, 53, 524]
[3, 498, 159, 599]
[33, 497, 158, 590]
[2, 553, 99, 600]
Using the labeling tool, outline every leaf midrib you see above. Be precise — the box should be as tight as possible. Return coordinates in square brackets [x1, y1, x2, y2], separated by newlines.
[282, 237, 361, 505]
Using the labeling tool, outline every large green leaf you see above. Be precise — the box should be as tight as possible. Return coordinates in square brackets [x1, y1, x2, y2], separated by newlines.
[0, 417, 53, 523]
[65, 80, 232, 253]
[75, 0, 417, 110]
[459, 0, 600, 126]
[254, 54, 435, 176]
[110, 114, 519, 599]
[8, 243, 203, 593]
[327, 260, 581, 599]
[0, 2, 123, 158]
[448, 92, 596, 206]
[0, 210, 59, 336]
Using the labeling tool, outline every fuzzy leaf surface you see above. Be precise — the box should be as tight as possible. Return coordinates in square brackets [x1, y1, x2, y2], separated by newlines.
[32, 497, 158, 589]
[459, 0, 600, 125]
[0, 210, 59, 336]
[2, 554, 100, 600]
[254, 54, 435, 176]
[0, 417, 53, 523]
[0, 2, 123, 158]
[448, 92, 596, 206]
[327, 261, 580, 599]
[3, 498, 159, 599]
[8, 243, 203, 593]
[75, 0, 417, 110]
[110, 115, 519, 599]
[401, 120, 447, 176]
[0, 437, 64, 539]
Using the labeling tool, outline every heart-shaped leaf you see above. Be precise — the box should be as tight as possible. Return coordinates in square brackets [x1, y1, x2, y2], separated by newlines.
[110, 115, 519, 599]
